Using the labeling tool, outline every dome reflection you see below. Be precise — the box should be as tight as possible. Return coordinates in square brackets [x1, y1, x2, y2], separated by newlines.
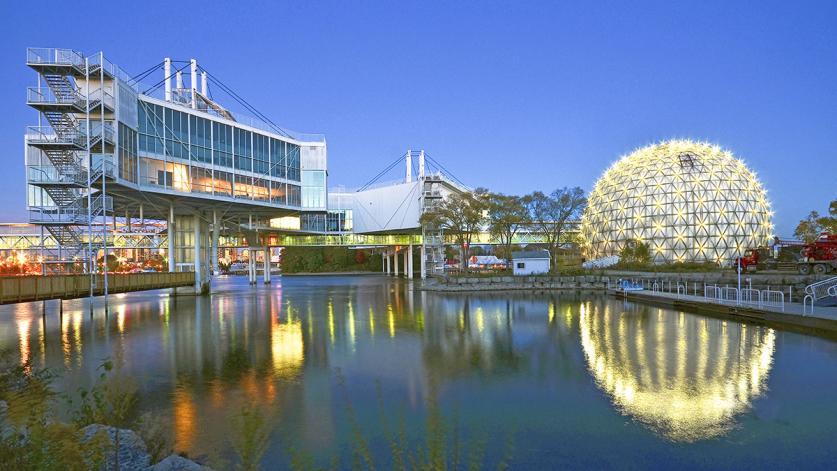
[579, 302, 776, 442]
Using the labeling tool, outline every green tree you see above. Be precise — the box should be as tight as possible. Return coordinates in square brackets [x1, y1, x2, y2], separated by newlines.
[523, 187, 586, 272]
[420, 189, 489, 271]
[486, 193, 530, 265]
[619, 239, 651, 264]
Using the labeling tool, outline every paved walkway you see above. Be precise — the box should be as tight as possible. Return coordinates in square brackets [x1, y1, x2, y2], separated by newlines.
[611, 290, 837, 325]
[630, 289, 837, 322]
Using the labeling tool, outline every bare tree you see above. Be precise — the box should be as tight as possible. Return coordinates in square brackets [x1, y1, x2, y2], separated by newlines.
[524, 187, 586, 272]
[486, 193, 529, 263]
[420, 189, 488, 271]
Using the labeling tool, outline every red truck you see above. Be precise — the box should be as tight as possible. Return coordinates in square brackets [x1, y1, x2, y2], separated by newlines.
[735, 233, 837, 275]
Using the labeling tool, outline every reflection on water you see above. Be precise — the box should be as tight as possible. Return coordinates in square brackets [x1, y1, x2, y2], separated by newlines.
[578, 301, 776, 441]
[0, 277, 835, 468]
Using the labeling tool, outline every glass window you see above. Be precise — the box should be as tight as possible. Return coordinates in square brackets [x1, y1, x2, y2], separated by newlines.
[270, 181, 286, 205]
[138, 101, 164, 155]
[234, 128, 252, 172]
[191, 166, 212, 194]
[212, 122, 232, 168]
[287, 184, 301, 206]
[189, 115, 211, 164]
[287, 144, 300, 181]
[118, 123, 138, 183]
[301, 170, 326, 208]
[139, 157, 166, 186]
[214, 170, 233, 196]
[165, 109, 188, 160]
[253, 178, 269, 201]
[235, 174, 253, 199]
[269, 138, 286, 178]
[253, 134, 269, 175]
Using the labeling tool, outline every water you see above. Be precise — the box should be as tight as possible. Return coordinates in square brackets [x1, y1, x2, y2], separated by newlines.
[2, 275, 836, 469]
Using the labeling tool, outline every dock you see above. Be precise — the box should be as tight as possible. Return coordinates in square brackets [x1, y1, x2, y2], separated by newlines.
[612, 289, 837, 339]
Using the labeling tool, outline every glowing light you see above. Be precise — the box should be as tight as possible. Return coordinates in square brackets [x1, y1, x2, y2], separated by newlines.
[579, 305, 775, 442]
[271, 320, 304, 378]
[581, 140, 772, 264]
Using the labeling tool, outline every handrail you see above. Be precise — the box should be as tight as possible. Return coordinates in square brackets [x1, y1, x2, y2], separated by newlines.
[27, 87, 84, 107]
[804, 276, 837, 301]
[27, 165, 86, 185]
[27, 48, 84, 68]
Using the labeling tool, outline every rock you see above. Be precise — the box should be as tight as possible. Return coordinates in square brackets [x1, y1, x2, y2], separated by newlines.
[82, 424, 152, 470]
[145, 454, 213, 471]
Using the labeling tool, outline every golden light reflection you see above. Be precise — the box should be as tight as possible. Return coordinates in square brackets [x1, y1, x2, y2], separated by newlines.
[117, 305, 126, 334]
[368, 307, 375, 336]
[17, 318, 31, 366]
[579, 305, 776, 442]
[271, 319, 304, 379]
[347, 301, 356, 351]
[387, 303, 395, 338]
[173, 386, 196, 452]
[327, 299, 335, 345]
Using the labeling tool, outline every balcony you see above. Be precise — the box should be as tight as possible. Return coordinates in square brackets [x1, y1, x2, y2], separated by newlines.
[25, 126, 86, 148]
[26, 87, 85, 109]
[26, 48, 84, 72]
[29, 206, 86, 225]
[27, 165, 86, 186]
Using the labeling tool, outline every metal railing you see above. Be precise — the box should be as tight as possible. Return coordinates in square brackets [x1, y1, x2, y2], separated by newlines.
[25, 126, 86, 147]
[29, 206, 86, 224]
[759, 289, 785, 310]
[719, 287, 739, 304]
[27, 165, 86, 185]
[87, 88, 116, 110]
[91, 154, 116, 179]
[704, 285, 721, 301]
[803, 276, 837, 315]
[740, 288, 760, 306]
[26, 48, 84, 68]
[26, 87, 84, 107]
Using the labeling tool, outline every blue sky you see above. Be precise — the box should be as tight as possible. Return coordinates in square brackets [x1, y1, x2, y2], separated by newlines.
[2, 0, 835, 235]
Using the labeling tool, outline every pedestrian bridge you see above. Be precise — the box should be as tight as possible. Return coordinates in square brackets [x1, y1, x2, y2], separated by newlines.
[0, 272, 194, 304]
[0, 224, 577, 250]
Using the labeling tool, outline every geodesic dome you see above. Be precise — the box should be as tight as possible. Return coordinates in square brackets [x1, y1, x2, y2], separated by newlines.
[581, 140, 773, 264]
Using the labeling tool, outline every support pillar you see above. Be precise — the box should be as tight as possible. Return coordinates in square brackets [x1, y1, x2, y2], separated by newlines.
[263, 247, 271, 284]
[211, 210, 219, 276]
[403, 248, 409, 279]
[420, 245, 427, 279]
[394, 248, 399, 277]
[194, 213, 203, 293]
[407, 245, 414, 279]
[168, 204, 176, 273]
[248, 249, 256, 285]
[385, 250, 391, 274]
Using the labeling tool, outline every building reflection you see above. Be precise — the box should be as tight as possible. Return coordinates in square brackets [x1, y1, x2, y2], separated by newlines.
[578, 300, 776, 442]
[0, 278, 784, 461]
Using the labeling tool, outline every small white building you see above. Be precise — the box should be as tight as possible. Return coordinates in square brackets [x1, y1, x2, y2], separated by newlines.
[512, 250, 551, 275]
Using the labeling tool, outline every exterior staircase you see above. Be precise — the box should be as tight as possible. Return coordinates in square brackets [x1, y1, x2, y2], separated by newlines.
[25, 47, 113, 271]
[420, 172, 445, 277]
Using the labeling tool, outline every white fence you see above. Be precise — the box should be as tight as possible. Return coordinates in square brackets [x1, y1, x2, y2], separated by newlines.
[622, 278, 790, 312]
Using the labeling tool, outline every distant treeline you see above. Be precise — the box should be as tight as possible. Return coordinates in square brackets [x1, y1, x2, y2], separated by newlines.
[281, 247, 384, 273]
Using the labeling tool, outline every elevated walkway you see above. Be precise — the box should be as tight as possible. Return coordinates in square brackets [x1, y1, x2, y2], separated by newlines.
[0, 272, 194, 304]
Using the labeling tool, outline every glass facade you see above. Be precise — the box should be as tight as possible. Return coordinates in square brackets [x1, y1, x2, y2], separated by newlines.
[135, 98, 306, 209]
[118, 123, 138, 183]
[301, 170, 326, 208]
